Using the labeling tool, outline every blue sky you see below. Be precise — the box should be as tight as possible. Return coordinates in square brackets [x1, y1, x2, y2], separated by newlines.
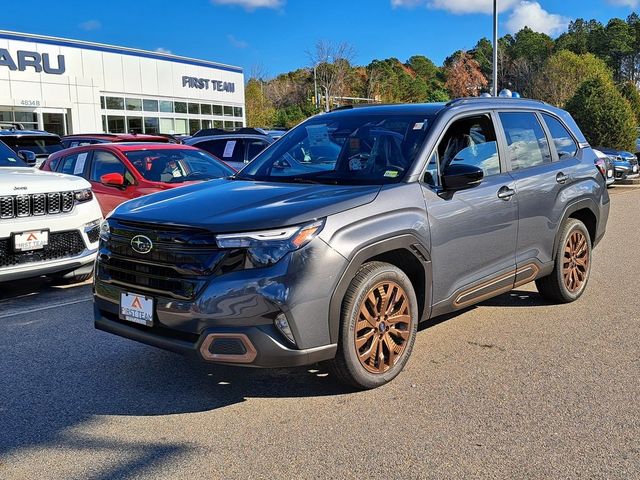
[2, 0, 639, 76]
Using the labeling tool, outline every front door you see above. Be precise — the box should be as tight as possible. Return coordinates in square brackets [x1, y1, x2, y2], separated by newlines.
[421, 112, 519, 312]
[88, 149, 137, 216]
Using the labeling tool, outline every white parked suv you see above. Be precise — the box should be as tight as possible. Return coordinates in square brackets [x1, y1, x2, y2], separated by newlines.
[0, 140, 102, 283]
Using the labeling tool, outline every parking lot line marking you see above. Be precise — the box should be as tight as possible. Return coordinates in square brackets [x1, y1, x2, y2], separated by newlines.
[0, 298, 92, 319]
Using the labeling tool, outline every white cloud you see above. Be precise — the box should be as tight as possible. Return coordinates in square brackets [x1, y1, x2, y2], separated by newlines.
[155, 47, 172, 54]
[608, 0, 639, 7]
[79, 20, 101, 31]
[505, 1, 570, 36]
[227, 34, 249, 48]
[391, 0, 518, 14]
[211, 0, 283, 10]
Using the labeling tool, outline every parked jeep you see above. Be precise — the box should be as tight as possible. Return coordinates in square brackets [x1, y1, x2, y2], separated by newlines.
[94, 99, 609, 389]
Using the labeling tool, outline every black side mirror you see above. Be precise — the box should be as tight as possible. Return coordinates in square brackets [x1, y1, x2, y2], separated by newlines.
[442, 164, 484, 191]
[17, 150, 37, 166]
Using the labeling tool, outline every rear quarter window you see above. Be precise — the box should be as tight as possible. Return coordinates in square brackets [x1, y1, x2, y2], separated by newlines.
[542, 114, 578, 159]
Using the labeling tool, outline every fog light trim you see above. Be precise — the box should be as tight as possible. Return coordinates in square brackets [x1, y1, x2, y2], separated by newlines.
[275, 313, 296, 346]
[199, 333, 257, 363]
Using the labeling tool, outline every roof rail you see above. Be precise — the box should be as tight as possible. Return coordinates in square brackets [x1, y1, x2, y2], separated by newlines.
[445, 97, 548, 107]
[192, 127, 267, 138]
[0, 122, 25, 131]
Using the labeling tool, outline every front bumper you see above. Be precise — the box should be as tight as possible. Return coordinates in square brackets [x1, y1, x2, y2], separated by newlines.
[93, 237, 347, 368]
[94, 304, 337, 368]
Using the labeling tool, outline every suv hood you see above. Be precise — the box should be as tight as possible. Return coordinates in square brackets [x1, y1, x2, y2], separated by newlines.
[0, 167, 91, 194]
[111, 179, 381, 232]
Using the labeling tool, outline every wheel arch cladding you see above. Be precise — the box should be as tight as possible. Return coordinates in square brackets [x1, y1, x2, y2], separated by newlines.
[328, 235, 432, 344]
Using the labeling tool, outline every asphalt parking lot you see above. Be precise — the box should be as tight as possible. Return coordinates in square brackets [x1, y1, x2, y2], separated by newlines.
[1, 188, 639, 480]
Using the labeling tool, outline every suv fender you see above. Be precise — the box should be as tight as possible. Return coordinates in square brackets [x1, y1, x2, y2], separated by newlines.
[552, 198, 600, 259]
[328, 234, 432, 343]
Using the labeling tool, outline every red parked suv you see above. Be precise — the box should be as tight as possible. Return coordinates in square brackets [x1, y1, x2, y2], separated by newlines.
[41, 143, 235, 216]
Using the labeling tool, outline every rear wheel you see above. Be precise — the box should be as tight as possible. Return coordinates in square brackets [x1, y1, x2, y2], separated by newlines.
[327, 262, 418, 389]
[536, 219, 591, 303]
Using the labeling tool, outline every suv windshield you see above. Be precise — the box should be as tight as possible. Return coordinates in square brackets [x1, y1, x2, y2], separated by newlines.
[237, 113, 434, 184]
[4, 136, 64, 156]
[124, 148, 235, 183]
[0, 140, 28, 167]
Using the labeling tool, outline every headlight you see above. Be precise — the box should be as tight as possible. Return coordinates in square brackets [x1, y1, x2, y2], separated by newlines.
[216, 219, 325, 267]
[74, 188, 93, 202]
[99, 219, 111, 241]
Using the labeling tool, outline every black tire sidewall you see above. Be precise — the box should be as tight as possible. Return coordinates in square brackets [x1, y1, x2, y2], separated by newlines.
[339, 263, 419, 389]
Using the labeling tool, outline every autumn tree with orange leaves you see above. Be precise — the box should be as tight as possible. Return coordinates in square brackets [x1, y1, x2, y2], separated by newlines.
[445, 52, 489, 98]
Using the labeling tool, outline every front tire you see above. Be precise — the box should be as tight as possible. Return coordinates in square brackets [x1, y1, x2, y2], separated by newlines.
[327, 262, 418, 389]
[536, 219, 592, 303]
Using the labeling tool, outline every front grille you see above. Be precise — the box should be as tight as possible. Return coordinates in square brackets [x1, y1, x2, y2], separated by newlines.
[97, 221, 237, 300]
[0, 231, 86, 269]
[0, 192, 75, 219]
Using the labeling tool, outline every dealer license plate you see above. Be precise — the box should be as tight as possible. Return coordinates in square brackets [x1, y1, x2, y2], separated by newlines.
[119, 292, 154, 326]
[14, 230, 48, 251]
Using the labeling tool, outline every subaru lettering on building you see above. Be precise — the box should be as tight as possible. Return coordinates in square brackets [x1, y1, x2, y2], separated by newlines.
[0, 49, 65, 74]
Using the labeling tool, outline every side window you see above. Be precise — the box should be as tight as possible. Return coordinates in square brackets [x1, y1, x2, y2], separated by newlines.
[194, 139, 227, 159]
[499, 112, 552, 171]
[90, 150, 134, 184]
[542, 114, 578, 159]
[57, 152, 89, 176]
[246, 140, 268, 162]
[48, 155, 62, 172]
[436, 114, 501, 177]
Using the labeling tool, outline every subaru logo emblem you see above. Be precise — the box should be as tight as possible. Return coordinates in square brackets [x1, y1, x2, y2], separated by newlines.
[131, 235, 153, 254]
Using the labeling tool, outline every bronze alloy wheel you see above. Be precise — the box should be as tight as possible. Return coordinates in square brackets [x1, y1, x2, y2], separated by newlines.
[563, 230, 589, 293]
[354, 281, 411, 374]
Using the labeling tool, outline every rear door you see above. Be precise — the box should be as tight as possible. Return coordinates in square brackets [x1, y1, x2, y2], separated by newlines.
[496, 111, 581, 268]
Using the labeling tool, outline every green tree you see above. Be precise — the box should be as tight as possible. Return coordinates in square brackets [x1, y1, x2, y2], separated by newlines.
[470, 37, 493, 80]
[245, 79, 276, 128]
[619, 81, 640, 124]
[566, 77, 637, 150]
[604, 18, 634, 81]
[531, 51, 613, 107]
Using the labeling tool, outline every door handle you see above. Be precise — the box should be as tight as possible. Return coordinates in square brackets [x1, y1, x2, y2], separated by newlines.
[497, 186, 516, 200]
[556, 172, 569, 184]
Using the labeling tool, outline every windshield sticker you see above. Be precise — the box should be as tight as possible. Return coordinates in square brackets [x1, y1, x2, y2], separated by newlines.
[349, 158, 363, 171]
[74, 152, 88, 174]
[306, 125, 331, 147]
[223, 140, 237, 158]
[384, 170, 399, 178]
[7, 157, 17, 162]
[413, 122, 424, 130]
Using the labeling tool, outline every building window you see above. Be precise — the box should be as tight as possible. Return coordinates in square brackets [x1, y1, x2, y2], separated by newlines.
[223, 106, 233, 117]
[213, 120, 223, 129]
[43, 113, 66, 136]
[159, 101, 173, 113]
[223, 120, 234, 129]
[235, 121, 244, 129]
[106, 97, 124, 110]
[14, 111, 38, 130]
[107, 116, 125, 133]
[0, 111, 12, 121]
[201, 104, 212, 115]
[160, 118, 174, 134]
[127, 116, 143, 134]
[100, 96, 106, 109]
[175, 118, 188, 135]
[175, 102, 188, 114]
[188, 103, 200, 115]
[189, 119, 201, 135]
[202, 119, 212, 130]
[126, 98, 142, 111]
[144, 117, 160, 134]
[102, 115, 107, 133]
[212, 105, 223, 116]
[234, 107, 243, 118]
[143, 99, 159, 112]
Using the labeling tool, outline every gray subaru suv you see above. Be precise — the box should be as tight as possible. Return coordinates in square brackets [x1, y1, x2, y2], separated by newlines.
[94, 98, 609, 389]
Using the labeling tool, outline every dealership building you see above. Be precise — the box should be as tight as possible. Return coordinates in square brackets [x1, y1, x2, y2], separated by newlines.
[0, 30, 245, 136]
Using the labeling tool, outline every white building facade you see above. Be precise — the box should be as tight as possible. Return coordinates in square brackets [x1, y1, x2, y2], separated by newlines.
[0, 31, 245, 136]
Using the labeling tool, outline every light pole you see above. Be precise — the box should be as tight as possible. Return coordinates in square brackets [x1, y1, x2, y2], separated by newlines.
[313, 64, 319, 109]
[492, 0, 498, 96]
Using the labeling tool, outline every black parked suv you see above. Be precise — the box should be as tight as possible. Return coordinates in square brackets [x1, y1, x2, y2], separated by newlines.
[0, 124, 64, 167]
[94, 99, 609, 389]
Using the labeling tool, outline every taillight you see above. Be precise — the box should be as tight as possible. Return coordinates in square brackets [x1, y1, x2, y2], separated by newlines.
[595, 158, 607, 179]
